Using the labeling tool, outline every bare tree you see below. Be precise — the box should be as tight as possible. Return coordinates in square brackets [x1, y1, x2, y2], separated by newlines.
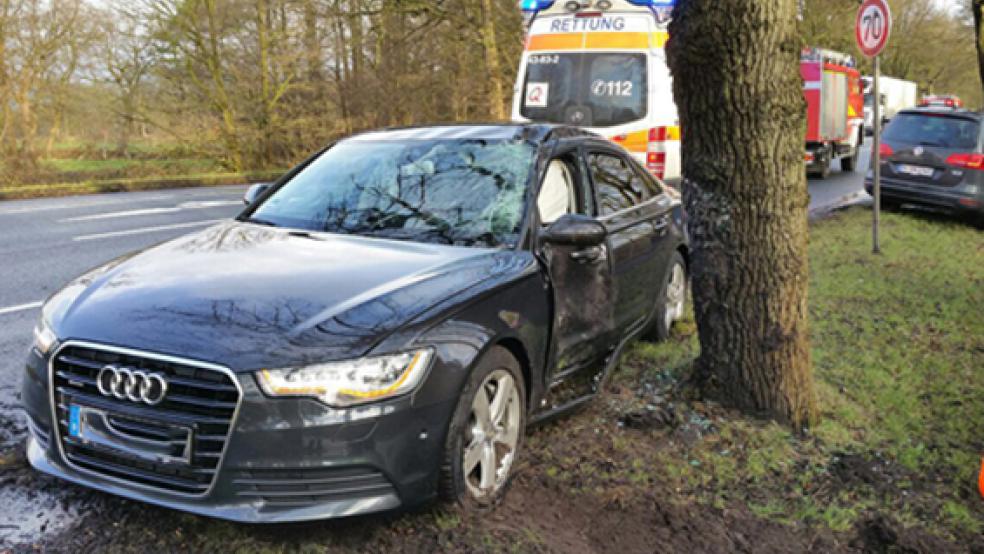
[101, 4, 155, 156]
[2, 0, 88, 169]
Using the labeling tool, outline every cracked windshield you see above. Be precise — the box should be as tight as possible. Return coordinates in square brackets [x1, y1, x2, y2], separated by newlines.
[251, 139, 535, 247]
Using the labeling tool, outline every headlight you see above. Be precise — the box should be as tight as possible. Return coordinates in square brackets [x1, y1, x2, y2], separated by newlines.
[256, 349, 433, 407]
[33, 319, 58, 356]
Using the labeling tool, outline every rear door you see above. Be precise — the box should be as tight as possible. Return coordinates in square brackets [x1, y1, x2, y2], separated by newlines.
[879, 112, 983, 187]
[586, 146, 672, 334]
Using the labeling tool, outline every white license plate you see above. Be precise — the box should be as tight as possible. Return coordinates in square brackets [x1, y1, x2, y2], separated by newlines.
[896, 164, 935, 177]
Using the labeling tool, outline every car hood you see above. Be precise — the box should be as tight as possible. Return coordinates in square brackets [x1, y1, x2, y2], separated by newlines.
[46, 222, 531, 371]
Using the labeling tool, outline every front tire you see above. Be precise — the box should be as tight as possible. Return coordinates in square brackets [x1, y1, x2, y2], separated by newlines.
[439, 347, 526, 508]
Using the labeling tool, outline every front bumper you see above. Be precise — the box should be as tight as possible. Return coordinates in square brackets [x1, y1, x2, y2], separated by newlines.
[865, 177, 984, 216]
[22, 344, 457, 523]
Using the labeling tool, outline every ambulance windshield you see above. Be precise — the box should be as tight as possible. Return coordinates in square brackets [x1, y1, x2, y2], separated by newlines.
[521, 52, 647, 128]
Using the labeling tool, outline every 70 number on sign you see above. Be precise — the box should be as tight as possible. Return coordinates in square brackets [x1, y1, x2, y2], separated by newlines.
[860, 6, 885, 45]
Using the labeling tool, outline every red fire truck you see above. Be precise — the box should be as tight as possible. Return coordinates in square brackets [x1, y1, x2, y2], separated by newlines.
[801, 48, 865, 178]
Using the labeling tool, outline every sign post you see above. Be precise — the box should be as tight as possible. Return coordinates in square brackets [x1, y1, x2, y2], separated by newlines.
[856, 0, 891, 254]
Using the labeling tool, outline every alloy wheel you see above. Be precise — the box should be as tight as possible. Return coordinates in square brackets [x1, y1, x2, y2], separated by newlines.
[463, 369, 521, 500]
[663, 262, 687, 332]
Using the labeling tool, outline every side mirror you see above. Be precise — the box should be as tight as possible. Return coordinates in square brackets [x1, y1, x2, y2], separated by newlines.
[542, 214, 606, 247]
[243, 183, 271, 205]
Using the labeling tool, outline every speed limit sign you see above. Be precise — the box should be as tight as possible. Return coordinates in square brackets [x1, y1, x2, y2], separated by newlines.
[856, 0, 892, 58]
[859, 0, 892, 254]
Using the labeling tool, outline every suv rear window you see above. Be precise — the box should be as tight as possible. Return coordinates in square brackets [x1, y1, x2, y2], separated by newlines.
[882, 113, 981, 150]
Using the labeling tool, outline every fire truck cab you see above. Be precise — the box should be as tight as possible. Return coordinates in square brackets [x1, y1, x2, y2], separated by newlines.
[801, 48, 865, 178]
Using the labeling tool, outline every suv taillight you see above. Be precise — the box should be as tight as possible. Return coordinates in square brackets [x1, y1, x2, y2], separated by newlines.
[945, 153, 984, 170]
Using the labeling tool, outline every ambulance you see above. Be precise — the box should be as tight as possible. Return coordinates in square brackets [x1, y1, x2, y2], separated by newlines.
[511, 0, 681, 182]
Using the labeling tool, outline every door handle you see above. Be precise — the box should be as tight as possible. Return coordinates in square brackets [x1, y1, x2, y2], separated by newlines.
[570, 245, 604, 263]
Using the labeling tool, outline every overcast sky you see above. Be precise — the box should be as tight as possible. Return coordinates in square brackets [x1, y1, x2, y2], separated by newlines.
[935, 0, 965, 12]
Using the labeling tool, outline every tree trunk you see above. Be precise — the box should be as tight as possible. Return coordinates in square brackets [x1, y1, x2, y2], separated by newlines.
[303, 0, 322, 83]
[666, 0, 817, 429]
[346, 0, 364, 129]
[479, 0, 506, 120]
[116, 97, 133, 157]
[13, 79, 38, 167]
[203, 0, 243, 171]
[333, 9, 351, 133]
[256, 0, 273, 165]
[974, 0, 984, 93]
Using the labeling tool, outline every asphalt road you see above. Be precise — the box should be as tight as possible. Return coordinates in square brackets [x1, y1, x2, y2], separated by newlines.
[808, 141, 873, 213]
[0, 151, 869, 545]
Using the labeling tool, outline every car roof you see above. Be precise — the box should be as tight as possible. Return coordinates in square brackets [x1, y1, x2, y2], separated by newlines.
[345, 123, 599, 144]
[895, 107, 982, 120]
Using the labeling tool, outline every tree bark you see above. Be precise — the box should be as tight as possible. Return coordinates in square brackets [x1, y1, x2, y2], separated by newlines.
[666, 0, 817, 428]
[202, 0, 243, 171]
[479, 0, 506, 120]
[974, 0, 984, 93]
[303, 0, 321, 83]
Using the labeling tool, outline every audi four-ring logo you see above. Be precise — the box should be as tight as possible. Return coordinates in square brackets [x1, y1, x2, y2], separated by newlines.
[96, 365, 168, 405]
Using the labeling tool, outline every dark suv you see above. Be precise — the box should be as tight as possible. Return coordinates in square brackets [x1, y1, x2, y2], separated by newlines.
[22, 124, 689, 522]
[865, 108, 984, 221]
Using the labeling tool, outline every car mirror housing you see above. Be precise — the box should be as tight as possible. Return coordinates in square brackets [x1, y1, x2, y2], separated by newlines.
[542, 214, 607, 247]
[243, 183, 272, 205]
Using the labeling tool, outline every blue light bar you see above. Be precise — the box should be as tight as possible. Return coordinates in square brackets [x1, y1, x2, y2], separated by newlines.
[626, 0, 675, 6]
[520, 0, 555, 11]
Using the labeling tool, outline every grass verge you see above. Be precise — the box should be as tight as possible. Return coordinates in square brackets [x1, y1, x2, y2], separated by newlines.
[609, 207, 984, 542]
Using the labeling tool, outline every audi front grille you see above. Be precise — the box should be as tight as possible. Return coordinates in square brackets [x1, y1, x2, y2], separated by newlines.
[49, 342, 242, 496]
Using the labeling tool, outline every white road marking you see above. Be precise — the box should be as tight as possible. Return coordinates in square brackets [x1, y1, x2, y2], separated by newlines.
[180, 200, 243, 209]
[0, 195, 175, 215]
[61, 207, 180, 222]
[0, 301, 43, 316]
[73, 219, 222, 242]
[58, 200, 242, 223]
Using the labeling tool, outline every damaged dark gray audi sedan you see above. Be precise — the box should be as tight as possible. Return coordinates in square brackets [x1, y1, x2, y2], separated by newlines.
[22, 124, 689, 522]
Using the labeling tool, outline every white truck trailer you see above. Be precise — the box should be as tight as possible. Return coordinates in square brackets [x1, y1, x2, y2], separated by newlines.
[862, 76, 918, 134]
